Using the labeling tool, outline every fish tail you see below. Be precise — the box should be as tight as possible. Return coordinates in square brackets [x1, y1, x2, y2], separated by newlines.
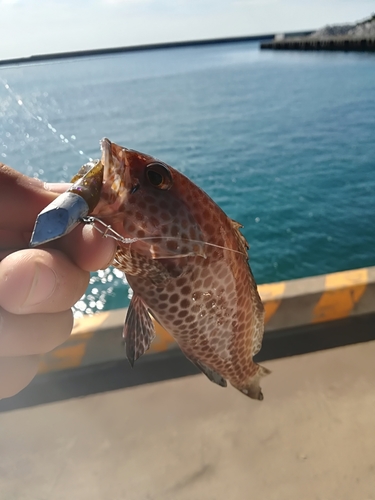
[234, 364, 271, 401]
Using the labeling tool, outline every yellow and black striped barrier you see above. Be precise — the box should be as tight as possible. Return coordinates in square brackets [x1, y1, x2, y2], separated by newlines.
[39, 266, 375, 374]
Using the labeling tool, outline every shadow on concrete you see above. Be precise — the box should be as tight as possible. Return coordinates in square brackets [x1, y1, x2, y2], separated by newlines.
[1, 313, 374, 413]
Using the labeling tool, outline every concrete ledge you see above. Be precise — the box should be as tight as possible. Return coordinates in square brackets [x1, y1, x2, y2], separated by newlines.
[39, 266, 375, 374]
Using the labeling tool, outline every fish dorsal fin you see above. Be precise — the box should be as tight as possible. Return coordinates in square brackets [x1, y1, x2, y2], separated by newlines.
[123, 294, 156, 366]
[230, 219, 249, 255]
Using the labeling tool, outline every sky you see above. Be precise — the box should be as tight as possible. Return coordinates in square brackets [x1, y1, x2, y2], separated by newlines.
[0, 0, 373, 60]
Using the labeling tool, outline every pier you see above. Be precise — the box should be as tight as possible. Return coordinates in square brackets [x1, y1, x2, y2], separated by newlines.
[1, 265, 374, 410]
[1, 266, 375, 498]
[0, 31, 314, 67]
[261, 36, 375, 51]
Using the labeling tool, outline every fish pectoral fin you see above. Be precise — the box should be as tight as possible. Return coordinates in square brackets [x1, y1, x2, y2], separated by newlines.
[190, 358, 227, 388]
[123, 294, 156, 366]
[147, 267, 171, 285]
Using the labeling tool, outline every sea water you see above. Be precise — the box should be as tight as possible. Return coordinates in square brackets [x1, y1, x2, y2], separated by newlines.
[0, 42, 374, 315]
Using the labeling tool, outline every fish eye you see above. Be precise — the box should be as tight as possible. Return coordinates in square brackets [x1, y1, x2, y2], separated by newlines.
[146, 163, 172, 190]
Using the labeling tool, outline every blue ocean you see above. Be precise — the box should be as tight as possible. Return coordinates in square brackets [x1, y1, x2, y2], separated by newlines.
[0, 42, 374, 316]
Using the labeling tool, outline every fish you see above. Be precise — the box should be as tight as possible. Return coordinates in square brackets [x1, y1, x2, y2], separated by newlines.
[92, 138, 270, 400]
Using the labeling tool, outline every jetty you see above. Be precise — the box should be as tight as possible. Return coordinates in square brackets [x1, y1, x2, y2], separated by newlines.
[261, 14, 375, 52]
[0, 31, 313, 67]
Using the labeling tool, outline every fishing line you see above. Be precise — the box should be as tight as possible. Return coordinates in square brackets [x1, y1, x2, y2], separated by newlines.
[0, 78, 93, 162]
[83, 216, 247, 257]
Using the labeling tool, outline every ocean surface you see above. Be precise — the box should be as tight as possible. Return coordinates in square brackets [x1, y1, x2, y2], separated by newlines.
[0, 42, 374, 316]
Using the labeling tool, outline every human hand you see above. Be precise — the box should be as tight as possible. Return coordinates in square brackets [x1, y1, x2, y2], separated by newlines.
[0, 164, 116, 399]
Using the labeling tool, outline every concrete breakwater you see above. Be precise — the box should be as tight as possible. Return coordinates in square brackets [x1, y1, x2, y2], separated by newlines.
[261, 37, 375, 52]
[261, 14, 375, 52]
[0, 32, 314, 67]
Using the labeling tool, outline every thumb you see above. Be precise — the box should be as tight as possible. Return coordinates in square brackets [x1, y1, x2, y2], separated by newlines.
[0, 249, 89, 314]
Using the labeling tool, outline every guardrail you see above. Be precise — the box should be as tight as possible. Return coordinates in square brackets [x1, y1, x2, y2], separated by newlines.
[39, 266, 375, 374]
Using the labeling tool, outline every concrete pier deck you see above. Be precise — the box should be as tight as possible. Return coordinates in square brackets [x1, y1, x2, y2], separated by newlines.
[1, 339, 375, 500]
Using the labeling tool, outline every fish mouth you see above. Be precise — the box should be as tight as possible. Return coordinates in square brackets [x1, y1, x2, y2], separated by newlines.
[101, 137, 112, 180]
[100, 137, 132, 202]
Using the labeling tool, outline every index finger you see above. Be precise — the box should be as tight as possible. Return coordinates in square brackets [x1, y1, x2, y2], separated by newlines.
[0, 164, 69, 231]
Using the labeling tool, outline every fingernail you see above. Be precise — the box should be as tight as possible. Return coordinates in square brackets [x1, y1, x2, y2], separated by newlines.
[23, 263, 57, 308]
[44, 182, 71, 193]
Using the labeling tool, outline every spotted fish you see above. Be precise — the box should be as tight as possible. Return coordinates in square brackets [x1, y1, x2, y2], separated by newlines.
[94, 138, 269, 400]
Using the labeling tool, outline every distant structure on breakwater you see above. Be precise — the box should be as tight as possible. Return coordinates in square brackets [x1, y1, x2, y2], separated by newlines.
[261, 14, 375, 52]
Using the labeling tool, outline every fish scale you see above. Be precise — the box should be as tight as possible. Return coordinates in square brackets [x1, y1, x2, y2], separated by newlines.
[94, 138, 270, 400]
